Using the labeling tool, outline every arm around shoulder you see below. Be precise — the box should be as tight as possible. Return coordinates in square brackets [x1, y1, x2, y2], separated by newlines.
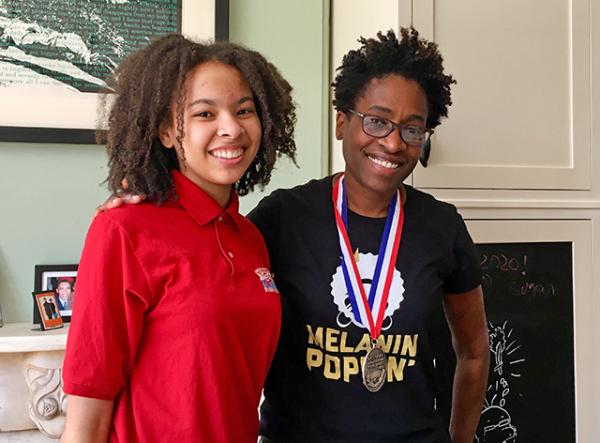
[60, 395, 114, 443]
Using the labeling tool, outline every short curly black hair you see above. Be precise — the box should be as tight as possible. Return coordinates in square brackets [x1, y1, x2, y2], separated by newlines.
[99, 34, 296, 202]
[332, 28, 455, 129]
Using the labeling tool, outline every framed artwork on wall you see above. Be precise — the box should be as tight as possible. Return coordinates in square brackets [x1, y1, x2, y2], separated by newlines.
[34, 264, 78, 323]
[0, 0, 229, 144]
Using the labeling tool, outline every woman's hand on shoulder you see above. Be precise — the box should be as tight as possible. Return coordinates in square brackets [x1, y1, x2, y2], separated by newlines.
[94, 194, 145, 217]
[94, 179, 146, 217]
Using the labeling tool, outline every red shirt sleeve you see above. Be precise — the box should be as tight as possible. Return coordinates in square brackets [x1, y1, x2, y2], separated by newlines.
[63, 213, 153, 400]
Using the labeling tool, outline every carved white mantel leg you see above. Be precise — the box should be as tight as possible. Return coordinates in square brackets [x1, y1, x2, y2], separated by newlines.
[0, 323, 69, 439]
[23, 351, 66, 439]
[0, 353, 33, 431]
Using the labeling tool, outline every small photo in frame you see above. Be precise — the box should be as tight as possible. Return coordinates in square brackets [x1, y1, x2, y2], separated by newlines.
[32, 291, 64, 331]
[34, 264, 78, 324]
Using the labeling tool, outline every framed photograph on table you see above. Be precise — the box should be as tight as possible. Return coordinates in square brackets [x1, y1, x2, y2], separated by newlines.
[0, 0, 229, 144]
[32, 290, 64, 330]
[34, 264, 78, 323]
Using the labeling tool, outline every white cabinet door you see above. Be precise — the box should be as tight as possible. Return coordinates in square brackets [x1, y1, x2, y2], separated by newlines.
[412, 0, 592, 190]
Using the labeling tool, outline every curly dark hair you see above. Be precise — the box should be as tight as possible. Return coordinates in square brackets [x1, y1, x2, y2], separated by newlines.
[332, 28, 455, 129]
[99, 34, 297, 202]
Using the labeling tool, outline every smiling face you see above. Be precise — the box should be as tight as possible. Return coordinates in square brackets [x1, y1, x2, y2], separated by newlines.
[56, 281, 72, 301]
[336, 74, 428, 203]
[159, 61, 261, 205]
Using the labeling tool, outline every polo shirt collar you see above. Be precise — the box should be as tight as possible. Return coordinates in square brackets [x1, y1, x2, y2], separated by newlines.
[170, 170, 240, 228]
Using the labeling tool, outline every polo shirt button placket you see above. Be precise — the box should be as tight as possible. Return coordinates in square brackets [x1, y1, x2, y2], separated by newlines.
[213, 215, 236, 276]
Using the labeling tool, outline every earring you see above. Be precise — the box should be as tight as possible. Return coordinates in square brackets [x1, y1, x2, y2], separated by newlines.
[419, 139, 431, 167]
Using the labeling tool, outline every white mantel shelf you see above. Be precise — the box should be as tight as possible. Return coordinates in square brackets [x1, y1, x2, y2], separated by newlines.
[0, 323, 69, 353]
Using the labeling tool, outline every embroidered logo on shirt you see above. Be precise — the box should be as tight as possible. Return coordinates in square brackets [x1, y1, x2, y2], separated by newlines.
[255, 268, 279, 293]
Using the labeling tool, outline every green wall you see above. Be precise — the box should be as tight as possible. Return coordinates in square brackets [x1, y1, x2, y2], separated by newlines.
[230, 0, 330, 213]
[0, 0, 329, 323]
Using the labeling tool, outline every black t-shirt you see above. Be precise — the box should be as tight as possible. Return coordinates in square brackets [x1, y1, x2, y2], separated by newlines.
[248, 175, 481, 443]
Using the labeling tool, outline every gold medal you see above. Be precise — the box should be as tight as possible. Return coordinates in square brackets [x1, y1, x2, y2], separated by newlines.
[362, 340, 387, 392]
[332, 175, 403, 393]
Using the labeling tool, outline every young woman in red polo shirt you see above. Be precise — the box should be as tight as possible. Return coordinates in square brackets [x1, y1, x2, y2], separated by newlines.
[60, 34, 296, 443]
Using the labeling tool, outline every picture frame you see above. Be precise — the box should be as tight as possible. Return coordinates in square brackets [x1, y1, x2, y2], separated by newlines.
[0, 0, 229, 144]
[32, 290, 64, 330]
[34, 264, 78, 324]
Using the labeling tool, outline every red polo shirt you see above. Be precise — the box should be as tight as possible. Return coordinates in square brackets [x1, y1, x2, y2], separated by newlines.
[63, 171, 281, 443]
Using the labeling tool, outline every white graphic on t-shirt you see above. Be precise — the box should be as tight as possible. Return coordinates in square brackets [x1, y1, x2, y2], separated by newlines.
[330, 252, 404, 330]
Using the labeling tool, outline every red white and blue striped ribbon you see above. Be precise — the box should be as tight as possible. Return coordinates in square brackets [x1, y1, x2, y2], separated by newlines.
[332, 174, 404, 339]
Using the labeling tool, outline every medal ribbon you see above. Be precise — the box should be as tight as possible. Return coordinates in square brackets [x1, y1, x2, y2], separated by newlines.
[332, 174, 404, 340]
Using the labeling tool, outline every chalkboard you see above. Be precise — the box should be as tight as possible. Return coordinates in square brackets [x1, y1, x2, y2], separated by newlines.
[475, 242, 575, 443]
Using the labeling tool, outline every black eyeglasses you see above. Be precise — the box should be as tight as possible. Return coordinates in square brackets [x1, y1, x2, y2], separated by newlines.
[347, 109, 433, 147]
